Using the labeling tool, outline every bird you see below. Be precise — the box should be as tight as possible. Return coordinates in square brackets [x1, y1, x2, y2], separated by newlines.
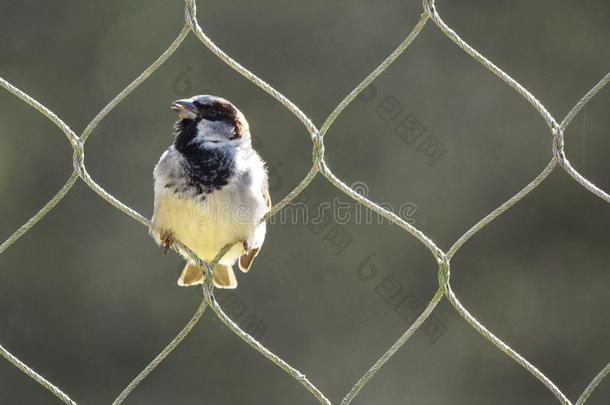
[150, 95, 270, 288]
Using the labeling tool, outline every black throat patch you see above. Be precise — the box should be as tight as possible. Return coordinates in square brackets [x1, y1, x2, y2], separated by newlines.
[173, 119, 235, 195]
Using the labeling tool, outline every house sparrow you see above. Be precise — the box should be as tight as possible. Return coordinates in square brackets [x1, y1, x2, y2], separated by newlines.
[151, 95, 270, 288]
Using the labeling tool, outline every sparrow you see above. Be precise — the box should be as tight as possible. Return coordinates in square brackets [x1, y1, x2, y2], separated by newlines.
[151, 95, 270, 288]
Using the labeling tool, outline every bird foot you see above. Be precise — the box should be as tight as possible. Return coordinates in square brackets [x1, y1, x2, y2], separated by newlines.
[160, 230, 175, 254]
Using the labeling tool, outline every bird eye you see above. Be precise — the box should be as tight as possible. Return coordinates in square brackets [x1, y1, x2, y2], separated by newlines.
[206, 107, 219, 118]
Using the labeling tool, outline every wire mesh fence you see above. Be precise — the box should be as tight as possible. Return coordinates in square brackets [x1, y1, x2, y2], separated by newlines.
[1, 0, 609, 404]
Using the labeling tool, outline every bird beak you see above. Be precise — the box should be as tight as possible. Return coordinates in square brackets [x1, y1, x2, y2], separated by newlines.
[171, 99, 199, 119]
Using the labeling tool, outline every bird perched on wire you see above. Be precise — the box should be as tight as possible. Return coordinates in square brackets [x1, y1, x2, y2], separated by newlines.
[151, 95, 270, 288]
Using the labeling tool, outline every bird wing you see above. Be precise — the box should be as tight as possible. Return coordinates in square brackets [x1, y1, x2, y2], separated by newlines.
[238, 183, 271, 273]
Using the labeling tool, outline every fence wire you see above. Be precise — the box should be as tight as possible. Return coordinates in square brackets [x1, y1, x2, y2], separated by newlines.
[0, 0, 609, 404]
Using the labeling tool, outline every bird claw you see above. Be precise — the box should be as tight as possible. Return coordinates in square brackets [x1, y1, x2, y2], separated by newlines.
[160, 230, 175, 254]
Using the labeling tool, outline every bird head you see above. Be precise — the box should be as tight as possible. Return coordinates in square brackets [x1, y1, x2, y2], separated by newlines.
[171, 95, 250, 150]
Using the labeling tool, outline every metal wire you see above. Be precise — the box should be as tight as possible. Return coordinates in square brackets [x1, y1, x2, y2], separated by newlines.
[0, 1, 608, 404]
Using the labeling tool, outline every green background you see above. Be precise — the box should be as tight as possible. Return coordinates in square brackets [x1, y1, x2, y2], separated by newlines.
[0, 0, 609, 404]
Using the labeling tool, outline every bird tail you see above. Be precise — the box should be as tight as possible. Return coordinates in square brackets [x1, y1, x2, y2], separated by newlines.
[238, 247, 260, 273]
[177, 263, 237, 289]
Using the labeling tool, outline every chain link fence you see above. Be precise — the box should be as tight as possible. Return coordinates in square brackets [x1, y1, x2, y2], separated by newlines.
[1, 0, 608, 404]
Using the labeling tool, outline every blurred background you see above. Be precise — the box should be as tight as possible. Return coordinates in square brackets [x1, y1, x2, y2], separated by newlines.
[0, 0, 609, 404]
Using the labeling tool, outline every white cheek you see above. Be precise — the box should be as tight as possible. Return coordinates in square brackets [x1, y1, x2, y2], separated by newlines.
[196, 119, 234, 143]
